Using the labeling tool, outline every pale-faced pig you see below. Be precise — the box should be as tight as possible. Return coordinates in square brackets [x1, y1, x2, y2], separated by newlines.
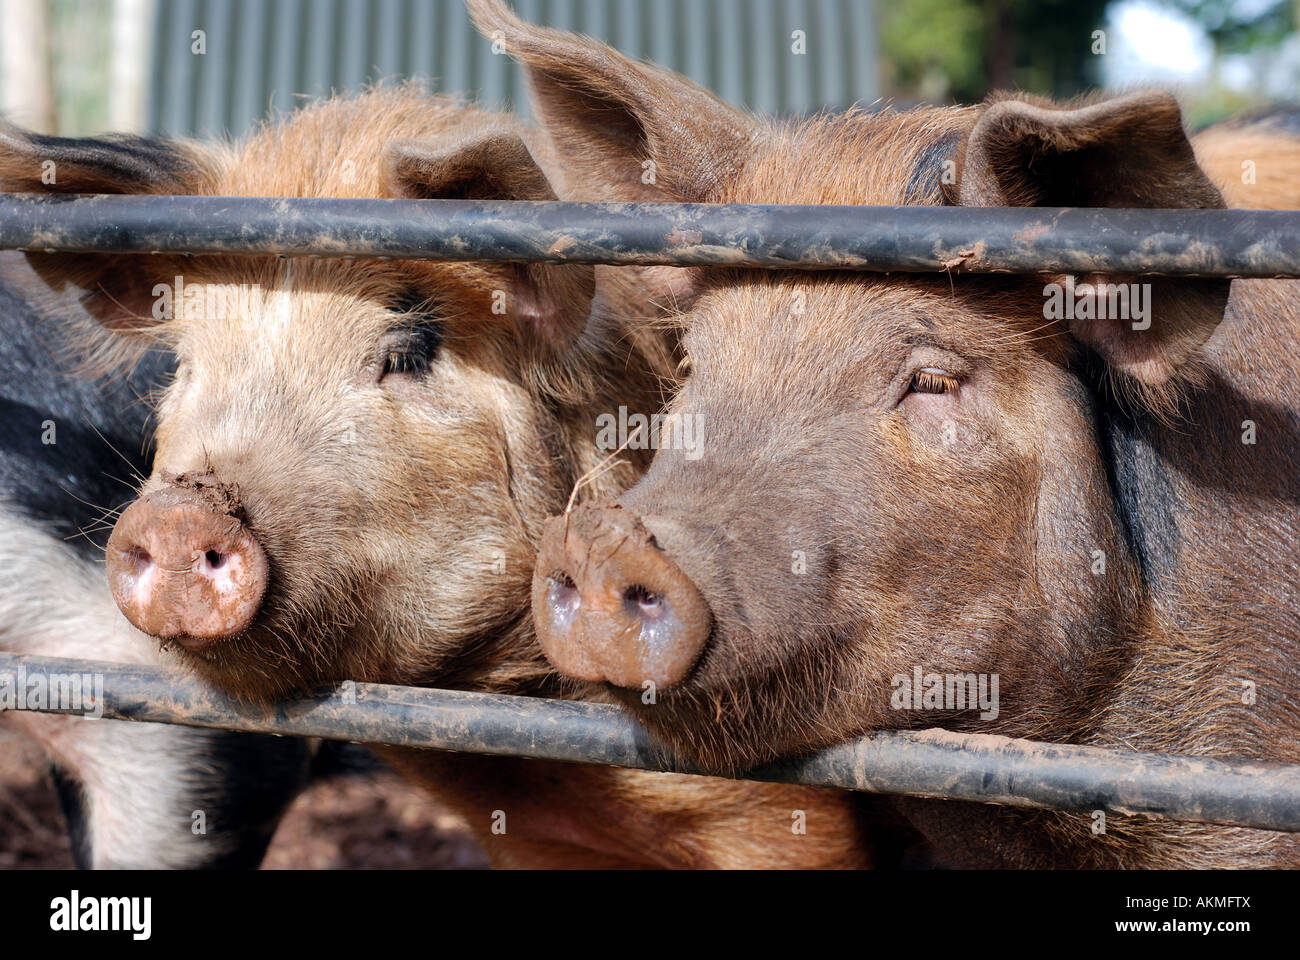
[0, 252, 313, 867]
[487, 4, 1300, 868]
[0, 86, 880, 868]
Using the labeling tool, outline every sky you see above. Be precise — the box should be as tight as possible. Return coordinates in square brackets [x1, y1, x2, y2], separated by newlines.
[1105, 0, 1300, 97]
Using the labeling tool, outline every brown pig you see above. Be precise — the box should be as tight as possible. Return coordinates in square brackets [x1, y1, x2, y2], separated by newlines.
[1193, 107, 1300, 208]
[0, 85, 883, 868]
[480, 1, 1300, 868]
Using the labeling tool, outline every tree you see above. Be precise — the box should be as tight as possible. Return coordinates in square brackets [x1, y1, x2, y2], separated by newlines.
[881, 0, 1112, 103]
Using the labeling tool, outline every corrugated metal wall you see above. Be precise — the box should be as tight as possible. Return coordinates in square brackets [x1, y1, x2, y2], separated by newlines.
[147, 0, 879, 137]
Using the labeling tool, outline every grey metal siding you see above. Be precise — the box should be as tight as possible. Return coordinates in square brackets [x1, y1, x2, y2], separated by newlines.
[146, 0, 879, 137]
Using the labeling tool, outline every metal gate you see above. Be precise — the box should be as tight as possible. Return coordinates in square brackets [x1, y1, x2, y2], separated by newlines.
[2, 195, 1299, 834]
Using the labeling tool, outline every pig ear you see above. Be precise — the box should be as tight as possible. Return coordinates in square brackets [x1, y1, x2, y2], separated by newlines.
[383, 131, 560, 202]
[0, 123, 207, 332]
[0, 123, 201, 194]
[957, 92, 1229, 394]
[383, 130, 594, 347]
[466, 0, 757, 203]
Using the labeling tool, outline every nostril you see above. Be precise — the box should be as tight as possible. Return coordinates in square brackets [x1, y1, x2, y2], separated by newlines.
[531, 506, 715, 690]
[624, 584, 664, 618]
[547, 573, 580, 618]
[106, 486, 270, 646]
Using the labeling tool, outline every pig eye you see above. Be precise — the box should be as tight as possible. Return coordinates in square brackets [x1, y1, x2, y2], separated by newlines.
[382, 350, 429, 377]
[378, 310, 442, 382]
[909, 368, 959, 395]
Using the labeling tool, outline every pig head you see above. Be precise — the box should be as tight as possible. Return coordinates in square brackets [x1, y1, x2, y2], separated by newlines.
[0, 87, 665, 703]
[483, 1, 1297, 870]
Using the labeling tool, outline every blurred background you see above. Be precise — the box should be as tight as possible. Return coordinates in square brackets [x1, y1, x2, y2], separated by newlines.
[1, 0, 1296, 140]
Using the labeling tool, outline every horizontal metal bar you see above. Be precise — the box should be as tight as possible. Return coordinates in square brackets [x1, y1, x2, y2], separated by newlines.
[4, 654, 1300, 832]
[0, 194, 1298, 276]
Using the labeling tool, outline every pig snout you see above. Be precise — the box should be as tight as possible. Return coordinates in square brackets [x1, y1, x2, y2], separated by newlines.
[532, 503, 712, 690]
[106, 485, 268, 650]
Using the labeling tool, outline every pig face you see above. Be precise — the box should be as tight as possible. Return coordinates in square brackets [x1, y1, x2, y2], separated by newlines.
[0, 87, 670, 701]
[469, 1, 1234, 772]
[541, 268, 1158, 772]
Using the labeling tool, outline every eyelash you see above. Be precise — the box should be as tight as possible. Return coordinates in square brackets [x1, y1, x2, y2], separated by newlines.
[909, 368, 960, 394]
[382, 350, 431, 377]
[380, 293, 442, 379]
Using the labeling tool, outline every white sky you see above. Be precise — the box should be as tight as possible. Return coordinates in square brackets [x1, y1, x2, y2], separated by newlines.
[1105, 0, 1300, 97]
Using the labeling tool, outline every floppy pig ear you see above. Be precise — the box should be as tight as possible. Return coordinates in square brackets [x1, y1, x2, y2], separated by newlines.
[384, 130, 558, 203]
[466, 0, 757, 204]
[958, 92, 1230, 392]
[384, 130, 594, 347]
[0, 123, 207, 331]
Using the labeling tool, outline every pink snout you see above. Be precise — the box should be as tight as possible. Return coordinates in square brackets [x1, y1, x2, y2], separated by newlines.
[532, 503, 712, 690]
[106, 484, 268, 650]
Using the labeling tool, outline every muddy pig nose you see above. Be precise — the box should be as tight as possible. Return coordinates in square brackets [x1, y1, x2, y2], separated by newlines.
[532, 503, 712, 689]
[106, 485, 268, 650]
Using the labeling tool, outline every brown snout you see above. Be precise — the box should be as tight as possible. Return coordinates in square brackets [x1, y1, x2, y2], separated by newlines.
[532, 503, 712, 690]
[106, 484, 268, 651]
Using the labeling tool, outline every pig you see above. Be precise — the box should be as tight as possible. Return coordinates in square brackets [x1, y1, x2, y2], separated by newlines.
[0, 84, 882, 868]
[1193, 107, 1300, 208]
[481, 1, 1300, 868]
[0, 253, 314, 867]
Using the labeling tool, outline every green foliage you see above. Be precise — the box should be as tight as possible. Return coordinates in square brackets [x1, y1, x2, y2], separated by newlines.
[51, 0, 112, 135]
[881, 0, 985, 101]
[881, 0, 1110, 102]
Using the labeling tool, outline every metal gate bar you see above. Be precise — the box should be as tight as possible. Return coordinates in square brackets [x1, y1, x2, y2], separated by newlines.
[2, 195, 1298, 276]
[4, 196, 1299, 835]
[4, 654, 1299, 832]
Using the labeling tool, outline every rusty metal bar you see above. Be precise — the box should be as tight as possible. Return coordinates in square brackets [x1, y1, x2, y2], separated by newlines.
[4, 654, 1299, 832]
[1, 194, 1298, 276]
